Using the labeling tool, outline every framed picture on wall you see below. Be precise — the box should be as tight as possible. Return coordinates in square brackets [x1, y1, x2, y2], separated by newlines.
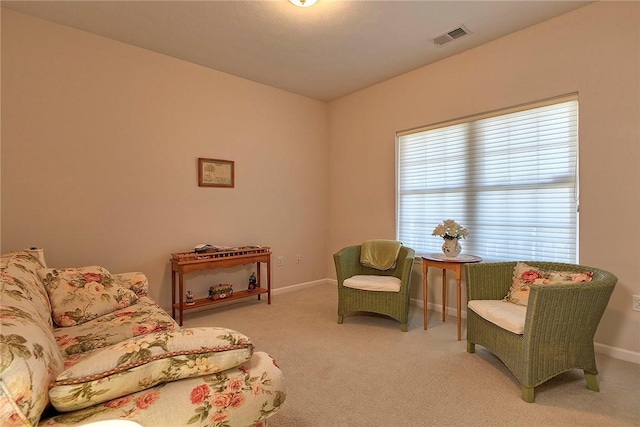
[198, 158, 234, 188]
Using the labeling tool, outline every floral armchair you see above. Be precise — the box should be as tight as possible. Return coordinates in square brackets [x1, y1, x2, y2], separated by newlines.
[0, 250, 286, 426]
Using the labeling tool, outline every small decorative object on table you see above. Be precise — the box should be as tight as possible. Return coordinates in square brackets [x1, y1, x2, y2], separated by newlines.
[432, 219, 468, 258]
[193, 244, 213, 253]
[248, 272, 257, 291]
[208, 284, 234, 300]
[185, 290, 195, 305]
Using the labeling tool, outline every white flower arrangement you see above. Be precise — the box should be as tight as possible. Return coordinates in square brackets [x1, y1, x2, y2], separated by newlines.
[432, 219, 468, 240]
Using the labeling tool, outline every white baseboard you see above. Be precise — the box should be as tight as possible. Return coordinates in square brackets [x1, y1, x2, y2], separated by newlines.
[301, 279, 640, 364]
[272, 279, 330, 294]
[594, 342, 640, 364]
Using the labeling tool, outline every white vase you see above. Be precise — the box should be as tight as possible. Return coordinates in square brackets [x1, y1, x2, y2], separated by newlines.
[442, 238, 461, 257]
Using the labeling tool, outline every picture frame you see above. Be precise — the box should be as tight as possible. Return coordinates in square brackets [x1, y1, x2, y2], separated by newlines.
[198, 158, 234, 188]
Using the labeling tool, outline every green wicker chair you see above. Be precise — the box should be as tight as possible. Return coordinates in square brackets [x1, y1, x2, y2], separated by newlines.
[333, 244, 415, 332]
[465, 261, 617, 403]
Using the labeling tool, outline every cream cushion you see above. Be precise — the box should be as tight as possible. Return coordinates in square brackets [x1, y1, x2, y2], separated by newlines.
[343, 275, 401, 292]
[468, 300, 527, 334]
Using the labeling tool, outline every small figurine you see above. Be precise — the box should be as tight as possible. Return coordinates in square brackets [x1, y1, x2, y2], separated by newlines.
[248, 272, 257, 291]
[185, 290, 195, 305]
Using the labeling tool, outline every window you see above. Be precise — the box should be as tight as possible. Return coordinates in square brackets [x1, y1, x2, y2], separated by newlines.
[396, 96, 578, 262]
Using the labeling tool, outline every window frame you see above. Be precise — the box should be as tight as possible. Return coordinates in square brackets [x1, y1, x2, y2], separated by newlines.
[395, 94, 579, 263]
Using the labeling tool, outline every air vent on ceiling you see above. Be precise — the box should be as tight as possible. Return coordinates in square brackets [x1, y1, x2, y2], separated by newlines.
[432, 25, 471, 46]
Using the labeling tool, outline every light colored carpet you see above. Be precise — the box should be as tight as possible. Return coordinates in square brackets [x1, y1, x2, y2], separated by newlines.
[187, 283, 640, 427]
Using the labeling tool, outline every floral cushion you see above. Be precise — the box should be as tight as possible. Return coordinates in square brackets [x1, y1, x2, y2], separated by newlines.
[504, 262, 593, 306]
[40, 351, 286, 427]
[1, 252, 64, 427]
[38, 266, 140, 327]
[1, 251, 52, 325]
[54, 296, 178, 365]
[113, 272, 149, 297]
[49, 327, 254, 412]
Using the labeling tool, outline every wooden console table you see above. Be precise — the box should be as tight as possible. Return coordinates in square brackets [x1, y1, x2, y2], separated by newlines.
[171, 246, 271, 325]
[422, 254, 482, 340]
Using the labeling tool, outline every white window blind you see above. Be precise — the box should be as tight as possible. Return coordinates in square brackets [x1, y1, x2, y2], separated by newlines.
[397, 96, 578, 262]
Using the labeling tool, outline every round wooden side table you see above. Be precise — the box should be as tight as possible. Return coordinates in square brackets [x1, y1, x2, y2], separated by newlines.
[422, 254, 482, 340]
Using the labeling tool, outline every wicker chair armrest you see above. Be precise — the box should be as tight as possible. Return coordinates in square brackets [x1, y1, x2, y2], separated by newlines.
[523, 271, 617, 340]
[333, 245, 363, 287]
[465, 262, 517, 301]
[395, 247, 416, 293]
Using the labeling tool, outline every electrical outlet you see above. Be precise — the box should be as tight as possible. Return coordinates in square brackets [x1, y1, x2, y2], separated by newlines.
[633, 295, 640, 312]
[277, 256, 284, 266]
[296, 254, 302, 263]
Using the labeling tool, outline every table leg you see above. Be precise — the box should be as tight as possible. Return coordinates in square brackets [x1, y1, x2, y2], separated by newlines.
[171, 269, 176, 320]
[267, 258, 271, 304]
[257, 262, 261, 301]
[178, 271, 184, 326]
[423, 262, 428, 330]
[456, 267, 462, 341]
[441, 269, 447, 322]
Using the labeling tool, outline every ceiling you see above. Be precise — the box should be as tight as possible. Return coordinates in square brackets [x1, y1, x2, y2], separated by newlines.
[1, 0, 591, 102]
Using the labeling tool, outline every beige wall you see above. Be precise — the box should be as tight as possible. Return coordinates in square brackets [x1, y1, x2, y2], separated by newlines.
[1, 9, 329, 311]
[328, 2, 640, 357]
[2, 3, 639, 358]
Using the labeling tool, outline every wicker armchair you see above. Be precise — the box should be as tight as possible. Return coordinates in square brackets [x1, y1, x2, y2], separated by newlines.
[333, 244, 415, 331]
[465, 261, 617, 403]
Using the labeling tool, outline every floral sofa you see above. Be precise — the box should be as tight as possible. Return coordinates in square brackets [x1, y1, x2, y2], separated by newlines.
[0, 250, 286, 426]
